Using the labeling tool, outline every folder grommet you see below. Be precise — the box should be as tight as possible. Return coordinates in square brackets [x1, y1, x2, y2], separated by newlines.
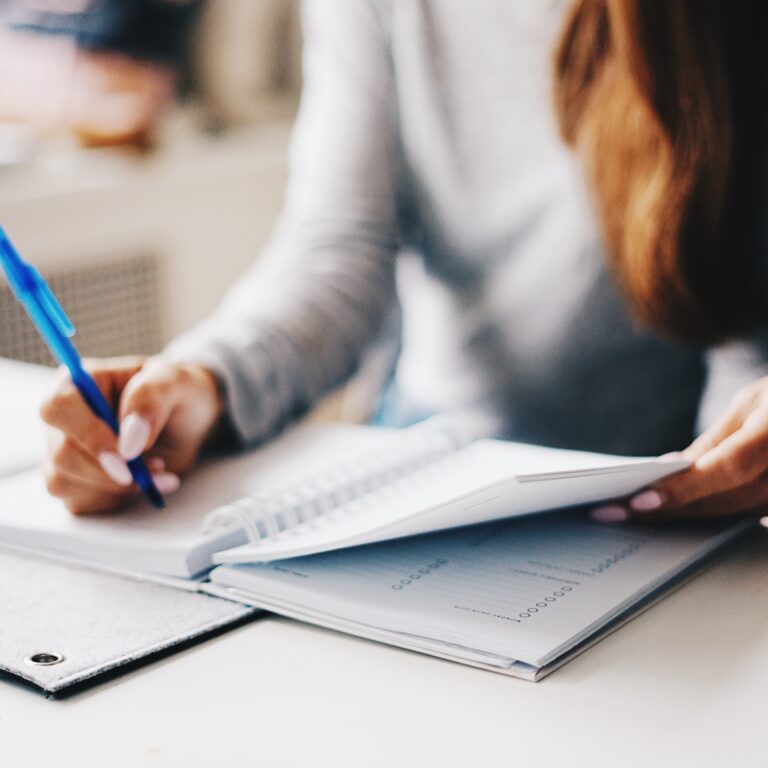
[24, 652, 65, 667]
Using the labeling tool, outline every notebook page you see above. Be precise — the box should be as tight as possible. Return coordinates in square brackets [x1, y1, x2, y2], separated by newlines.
[215, 440, 689, 563]
[0, 422, 388, 577]
[211, 513, 742, 667]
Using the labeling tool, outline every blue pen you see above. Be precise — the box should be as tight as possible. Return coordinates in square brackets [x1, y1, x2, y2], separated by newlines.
[0, 227, 165, 509]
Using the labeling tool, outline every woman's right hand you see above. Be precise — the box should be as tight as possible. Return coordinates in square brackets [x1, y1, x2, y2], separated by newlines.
[40, 356, 225, 515]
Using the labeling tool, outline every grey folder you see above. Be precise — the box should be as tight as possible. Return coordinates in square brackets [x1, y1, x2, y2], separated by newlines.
[0, 550, 257, 695]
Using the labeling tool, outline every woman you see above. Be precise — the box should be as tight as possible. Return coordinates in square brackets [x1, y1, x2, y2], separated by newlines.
[40, 0, 768, 525]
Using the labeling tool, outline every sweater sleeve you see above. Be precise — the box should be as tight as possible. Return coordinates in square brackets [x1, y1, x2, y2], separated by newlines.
[696, 329, 768, 435]
[165, 0, 400, 444]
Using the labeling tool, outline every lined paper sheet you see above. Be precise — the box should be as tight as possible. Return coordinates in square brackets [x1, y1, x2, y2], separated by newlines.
[211, 513, 744, 668]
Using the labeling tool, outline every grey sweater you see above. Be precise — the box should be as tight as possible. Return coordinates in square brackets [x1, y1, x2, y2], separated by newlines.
[167, 0, 768, 455]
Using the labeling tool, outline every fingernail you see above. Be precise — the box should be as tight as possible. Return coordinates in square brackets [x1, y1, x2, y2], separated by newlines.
[659, 451, 683, 463]
[152, 472, 180, 495]
[590, 505, 628, 523]
[119, 414, 151, 460]
[629, 490, 665, 512]
[98, 451, 133, 487]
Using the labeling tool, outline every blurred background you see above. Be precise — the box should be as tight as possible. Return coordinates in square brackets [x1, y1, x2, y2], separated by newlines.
[0, 0, 302, 365]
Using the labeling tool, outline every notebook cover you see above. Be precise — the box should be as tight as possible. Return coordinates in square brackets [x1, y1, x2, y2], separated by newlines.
[0, 550, 258, 696]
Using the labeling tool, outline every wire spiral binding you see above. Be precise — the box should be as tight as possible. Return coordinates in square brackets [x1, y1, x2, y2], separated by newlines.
[200, 415, 475, 545]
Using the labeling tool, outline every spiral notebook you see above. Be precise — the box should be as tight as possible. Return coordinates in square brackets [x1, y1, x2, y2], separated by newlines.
[0, 405, 748, 684]
[0, 416, 689, 580]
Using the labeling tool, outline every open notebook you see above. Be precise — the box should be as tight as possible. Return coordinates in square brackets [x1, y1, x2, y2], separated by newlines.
[0, 413, 747, 681]
[0, 416, 690, 579]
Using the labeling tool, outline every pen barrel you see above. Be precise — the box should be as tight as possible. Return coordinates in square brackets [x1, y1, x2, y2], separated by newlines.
[127, 457, 166, 509]
[70, 367, 120, 434]
[70, 367, 164, 508]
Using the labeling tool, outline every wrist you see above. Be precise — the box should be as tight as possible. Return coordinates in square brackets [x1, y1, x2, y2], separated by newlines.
[185, 363, 232, 448]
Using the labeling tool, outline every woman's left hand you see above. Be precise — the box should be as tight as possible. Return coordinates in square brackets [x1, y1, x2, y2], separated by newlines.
[591, 377, 768, 523]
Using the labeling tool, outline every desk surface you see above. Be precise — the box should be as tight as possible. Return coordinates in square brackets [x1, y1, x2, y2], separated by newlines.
[1, 360, 767, 767]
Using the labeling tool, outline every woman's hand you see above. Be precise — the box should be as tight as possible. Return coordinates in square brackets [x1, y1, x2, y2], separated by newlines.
[40, 356, 225, 515]
[592, 377, 768, 524]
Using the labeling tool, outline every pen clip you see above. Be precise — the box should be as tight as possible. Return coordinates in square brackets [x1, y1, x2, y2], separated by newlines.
[29, 266, 75, 338]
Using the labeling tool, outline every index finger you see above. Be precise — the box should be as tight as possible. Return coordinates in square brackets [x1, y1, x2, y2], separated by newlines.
[40, 372, 118, 458]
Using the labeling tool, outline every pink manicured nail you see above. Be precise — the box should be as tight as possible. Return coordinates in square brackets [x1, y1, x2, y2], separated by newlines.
[99, 452, 133, 487]
[152, 472, 180, 495]
[119, 414, 151, 460]
[629, 490, 664, 512]
[659, 451, 683, 463]
[590, 505, 628, 523]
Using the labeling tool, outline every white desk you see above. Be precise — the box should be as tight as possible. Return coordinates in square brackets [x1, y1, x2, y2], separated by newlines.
[1, 361, 767, 767]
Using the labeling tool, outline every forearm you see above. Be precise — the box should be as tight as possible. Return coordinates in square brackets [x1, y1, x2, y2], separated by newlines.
[165, 226, 397, 444]
[166, 0, 400, 444]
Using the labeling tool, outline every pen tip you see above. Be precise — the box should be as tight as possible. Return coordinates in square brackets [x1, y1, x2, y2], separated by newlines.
[146, 487, 166, 510]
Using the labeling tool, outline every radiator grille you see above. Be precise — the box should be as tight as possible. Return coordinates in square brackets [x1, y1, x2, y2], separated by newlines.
[0, 251, 163, 365]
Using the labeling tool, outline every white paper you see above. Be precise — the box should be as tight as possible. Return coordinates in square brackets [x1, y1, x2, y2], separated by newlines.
[211, 515, 745, 668]
[0, 359, 54, 477]
[0, 422, 388, 577]
[215, 440, 689, 563]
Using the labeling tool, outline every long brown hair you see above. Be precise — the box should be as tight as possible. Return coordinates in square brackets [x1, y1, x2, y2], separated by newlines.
[554, 0, 766, 342]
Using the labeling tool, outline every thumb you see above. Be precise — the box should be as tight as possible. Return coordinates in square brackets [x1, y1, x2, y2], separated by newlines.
[117, 358, 181, 460]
